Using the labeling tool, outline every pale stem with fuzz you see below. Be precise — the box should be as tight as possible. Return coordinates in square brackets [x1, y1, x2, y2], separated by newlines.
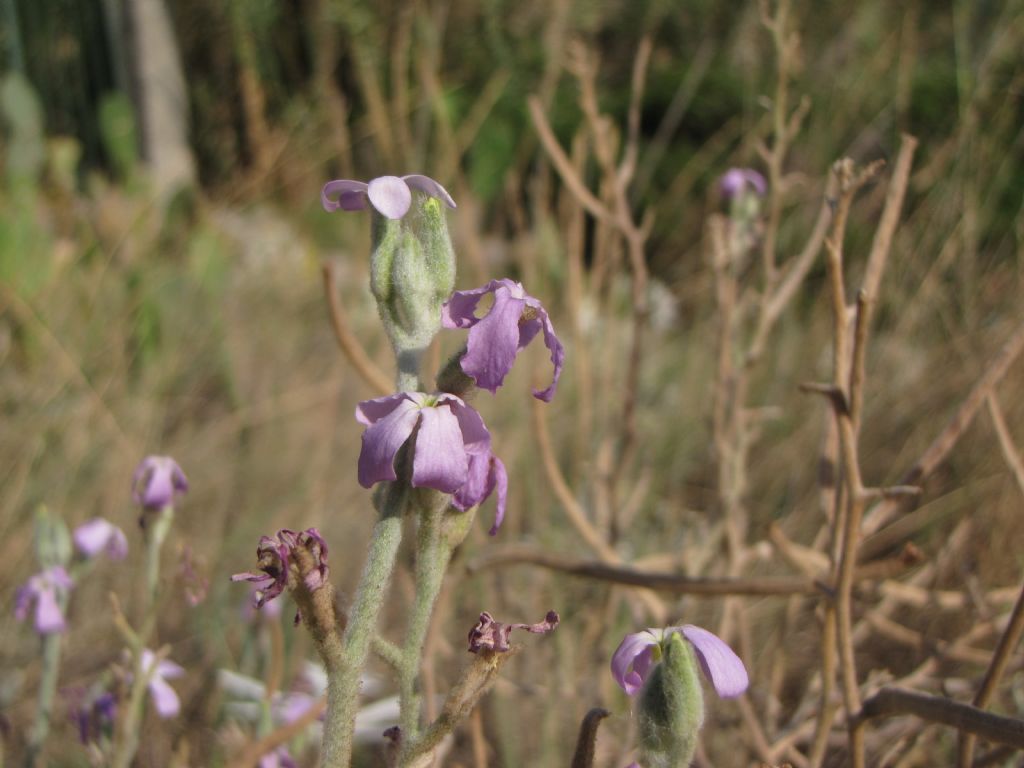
[24, 600, 65, 768]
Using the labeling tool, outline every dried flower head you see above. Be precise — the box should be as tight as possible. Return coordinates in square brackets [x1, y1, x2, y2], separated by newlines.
[231, 528, 330, 622]
[467, 610, 560, 654]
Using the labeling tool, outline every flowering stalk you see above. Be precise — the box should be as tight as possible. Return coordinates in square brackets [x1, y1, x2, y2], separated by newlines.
[25, 590, 67, 764]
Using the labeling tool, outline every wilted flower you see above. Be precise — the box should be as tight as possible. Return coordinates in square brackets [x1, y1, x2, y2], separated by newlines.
[140, 649, 185, 719]
[611, 625, 748, 698]
[467, 610, 559, 654]
[321, 174, 455, 220]
[132, 456, 188, 510]
[73, 518, 128, 560]
[355, 392, 492, 494]
[15, 566, 73, 634]
[231, 529, 329, 621]
[442, 279, 564, 402]
[719, 167, 766, 200]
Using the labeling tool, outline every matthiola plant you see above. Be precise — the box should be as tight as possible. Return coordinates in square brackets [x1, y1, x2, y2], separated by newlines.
[612, 625, 748, 767]
[15, 566, 73, 634]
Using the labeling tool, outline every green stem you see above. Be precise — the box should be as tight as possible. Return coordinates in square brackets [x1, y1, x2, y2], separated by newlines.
[321, 486, 405, 767]
[24, 629, 62, 767]
[145, 506, 174, 605]
[398, 496, 451, 746]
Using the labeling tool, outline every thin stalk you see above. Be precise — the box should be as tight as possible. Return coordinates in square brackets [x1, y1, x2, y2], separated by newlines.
[24, 626, 62, 767]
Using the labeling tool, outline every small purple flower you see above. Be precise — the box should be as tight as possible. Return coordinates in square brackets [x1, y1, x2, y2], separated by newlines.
[132, 455, 188, 510]
[442, 279, 564, 402]
[67, 687, 117, 745]
[321, 174, 456, 220]
[611, 625, 748, 698]
[140, 649, 185, 719]
[719, 168, 767, 200]
[73, 518, 128, 560]
[355, 392, 492, 494]
[15, 566, 73, 634]
[467, 610, 559, 654]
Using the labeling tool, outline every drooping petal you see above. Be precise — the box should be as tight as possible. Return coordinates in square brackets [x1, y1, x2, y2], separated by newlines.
[487, 456, 508, 535]
[441, 279, 510, 329]
[321, 179, 369, 212]
[461, 288, 526, 393]
[357, 398, 421, 487]
[148, 676, 181, 718]
[34, 584, 66, 634]
[402, 174, 457, 209]
[411, 404, 469, 492]
[367, 176, 413, 219]
[143, 467, 175, 508]
[132, 456, 188, 509]
[681, 624, 749, 698]
[610, 630, 660, 696]
[529, 303, 564, 402]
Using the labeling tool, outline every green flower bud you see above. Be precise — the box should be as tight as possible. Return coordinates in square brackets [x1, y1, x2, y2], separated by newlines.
[637, 632, 705, 768]
[370, 194, 456, 386]
[33, 505, 72, 569]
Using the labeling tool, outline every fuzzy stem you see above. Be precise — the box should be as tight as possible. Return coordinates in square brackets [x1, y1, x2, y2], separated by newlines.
[24, 626, 62, 767]
[321, 487, 405, 766]
[145, 505, 174, 605]
[398, 494, 451, 747]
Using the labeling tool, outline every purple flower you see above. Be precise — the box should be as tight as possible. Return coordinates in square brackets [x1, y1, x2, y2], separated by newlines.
[441, 279, 564, 402]
[140, 649, 185, 719]
[15, 566, 73, 634]
[67, 688, 117, 745]
[467, 610, 559, 654]
[719, 168, 767, 200]
[73, 518, 128, 560]
[132, 456, 188, 510]
[355, 392, 492, 493]
[611, 625, 748, 698]
[321, 174, 456, 220]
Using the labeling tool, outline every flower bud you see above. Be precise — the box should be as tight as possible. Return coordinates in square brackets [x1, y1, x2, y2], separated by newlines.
[636, 632, 705, 768]
[370, 194, 456, 374]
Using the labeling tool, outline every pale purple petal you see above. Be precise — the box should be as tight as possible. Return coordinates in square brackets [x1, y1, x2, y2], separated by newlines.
[355, 392, 419, 426]
[367, 175, 413, 219]
[321, 179, 369, 212]
[402, 174, 457, 208]
[720, 168, 766, 199]
[610, 630, 660, 696]
[74, 518, 128, 560]
[461, 289, 526, 393]
[357, 398, 421, 488]
[148, 676, 181, 718]
[441, 279, 513, 329]
[412, 405, 469, 492]
[681, 624, 749, 698]
[441, 395, 490, 454]
[14, 584, 31, 622]
[34, 584, 66, 634]
[48, 566, 74, 590]
[528, 303, 564, 402]
[133, 456, 187, 509]
[157, 658, 185, 680]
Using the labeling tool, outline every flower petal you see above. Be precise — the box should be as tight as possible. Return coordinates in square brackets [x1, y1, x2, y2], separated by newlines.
[441, 395, 490, 454]
[321, 179, 369, 212]
[402, 174, 456, 208]
[74, 518, 128, 560]
[610, 630, 659, 696]
[681, 624, 749, 698]
[412, 404, 469, 492]
[528, 303, 564, 402]
[357, 398, 421, 488]
[148, 676, 181, 718]
[34, 585, 66, 634]
[355, 392, 418, 427]
[461, 288, 526, 393]
[367, 176, 413, 219]
[441, 279, 513, 329]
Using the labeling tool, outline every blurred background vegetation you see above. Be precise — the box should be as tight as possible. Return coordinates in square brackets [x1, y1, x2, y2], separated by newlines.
[1, 0, 1023, 765]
